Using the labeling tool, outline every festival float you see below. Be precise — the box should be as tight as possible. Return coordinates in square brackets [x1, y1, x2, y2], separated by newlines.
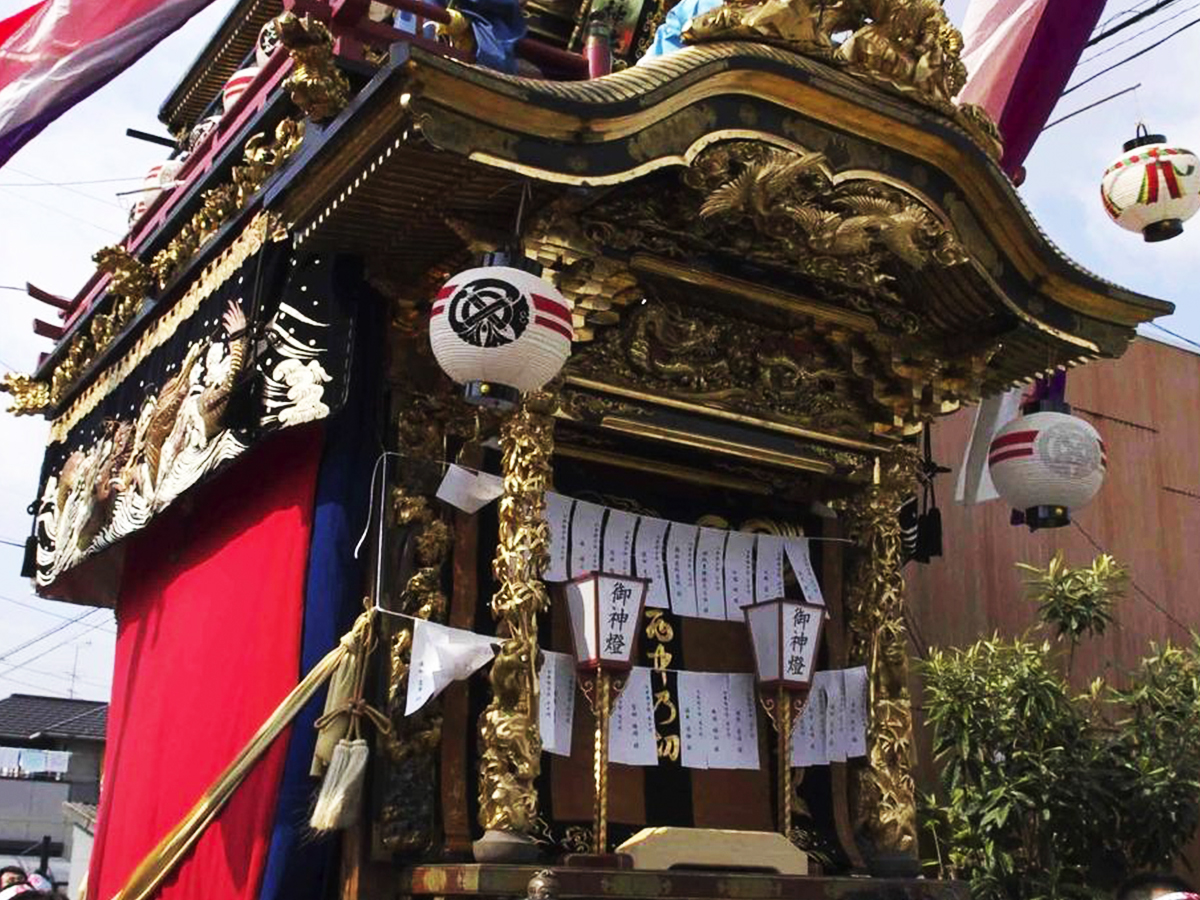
[0, 0, 1176, 899]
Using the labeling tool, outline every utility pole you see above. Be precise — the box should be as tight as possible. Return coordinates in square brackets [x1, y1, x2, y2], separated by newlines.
[69, 645, 80, 699]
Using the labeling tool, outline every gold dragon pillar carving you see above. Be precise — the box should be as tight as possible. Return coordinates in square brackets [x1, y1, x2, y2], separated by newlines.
[477, 390, 555, 848]
[841, 447, 921, 873]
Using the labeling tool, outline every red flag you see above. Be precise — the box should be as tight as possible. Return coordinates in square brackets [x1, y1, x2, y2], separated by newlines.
[959, 0, 1106, 175]
[0, 0, 217, 169]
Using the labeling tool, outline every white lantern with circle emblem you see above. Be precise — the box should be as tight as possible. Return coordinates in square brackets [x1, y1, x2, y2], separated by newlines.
[429, 264, 573, 408]
[255, 20, 280, 66]
[1101, 126, 1200, 242]
[988, 408, 1106, 529]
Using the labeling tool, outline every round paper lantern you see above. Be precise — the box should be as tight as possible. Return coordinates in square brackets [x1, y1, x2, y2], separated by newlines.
[255, 20, 280, 66]
[988, 410, 1106, 529]
[187, 114, 221, 152]
[429, 265, 573, 407]
[1101, 126, 1200, 242]
[222, 66, 260, 114]
[132, 158, 185, 221]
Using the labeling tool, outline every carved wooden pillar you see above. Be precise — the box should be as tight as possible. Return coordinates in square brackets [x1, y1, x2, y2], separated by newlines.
[378, 393, 454, 855]
[841, 448, 921, 876]
[476, 390, 555, 856]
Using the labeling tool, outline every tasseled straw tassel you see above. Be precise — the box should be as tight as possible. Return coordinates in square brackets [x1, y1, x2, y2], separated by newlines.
[310, 737, 370, 831]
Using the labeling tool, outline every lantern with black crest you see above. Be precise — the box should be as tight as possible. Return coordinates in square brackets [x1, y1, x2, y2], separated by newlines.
[429, 253, 574, 410]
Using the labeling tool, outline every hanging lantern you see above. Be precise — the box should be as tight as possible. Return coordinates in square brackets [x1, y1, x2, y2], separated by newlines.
[255, 20, 280, 67]
[429, 261, 573, 408]
[222, 66, 261, 114]
[988, 405, 1106, 530]
[132, 158, 184, 221]
[1101, 125, 1200, 242]
[187, 115, 221, 152]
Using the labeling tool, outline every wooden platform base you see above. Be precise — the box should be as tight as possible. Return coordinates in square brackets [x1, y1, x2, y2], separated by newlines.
[399, 864, 970, 900]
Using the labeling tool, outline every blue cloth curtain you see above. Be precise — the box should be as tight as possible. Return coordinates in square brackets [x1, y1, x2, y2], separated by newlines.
[256, 257, 380, 900]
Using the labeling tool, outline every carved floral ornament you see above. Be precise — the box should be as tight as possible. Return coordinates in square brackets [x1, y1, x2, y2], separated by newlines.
[525, 140, 989, 436]
[680, 0, 1003, 159]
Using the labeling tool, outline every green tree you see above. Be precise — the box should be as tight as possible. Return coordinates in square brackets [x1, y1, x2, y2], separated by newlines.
[921, 553, 1200, 899]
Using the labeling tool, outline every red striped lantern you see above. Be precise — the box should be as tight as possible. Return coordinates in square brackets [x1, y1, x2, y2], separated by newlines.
[988, 410, 1106, 529]
[429, 265, 573, 408]
[1101, 126, 1200, 242]
[222, 66, 260, 114]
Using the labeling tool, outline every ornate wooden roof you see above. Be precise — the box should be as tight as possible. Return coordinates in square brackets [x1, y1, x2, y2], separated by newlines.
[275, 41, 1170, 452]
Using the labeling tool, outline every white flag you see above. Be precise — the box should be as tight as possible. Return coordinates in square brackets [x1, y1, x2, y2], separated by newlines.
[406, 620, 497, 715]
[955, 388, 1023, 505]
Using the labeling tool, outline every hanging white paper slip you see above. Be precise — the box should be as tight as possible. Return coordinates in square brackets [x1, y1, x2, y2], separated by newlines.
[723, 531, 756, 621]
[705, 673, 760, 770]
[783, 537, 825, 606]
[603, 509, 639, 576]
[610, 667, 658, 766]
[822, 669, 848, 763]
[843, 665, 869, 758]
[538, 650, 577, 757]
[726, 673, 761, 769]
[676, 671, 708, 769]
[406, 620, 496, 715]
[635, 517, 671, 608]
[665, 523, 699, 617]
[570, 500, 606, 577]
[544, 492, 573, 582]
[435, 465, 506, 513]
[696, 672, 729, 768]
[755, 534, 785, 603]
[695, 527, 728, 620]
[792, 681, 828, 767]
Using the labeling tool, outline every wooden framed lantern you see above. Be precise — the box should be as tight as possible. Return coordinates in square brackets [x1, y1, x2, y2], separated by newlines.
[564, 571, 649, 857]
[743, 598, 825, 834]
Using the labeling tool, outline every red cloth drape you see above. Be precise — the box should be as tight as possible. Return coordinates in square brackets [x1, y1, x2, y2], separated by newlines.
[88, 426, 324, 900]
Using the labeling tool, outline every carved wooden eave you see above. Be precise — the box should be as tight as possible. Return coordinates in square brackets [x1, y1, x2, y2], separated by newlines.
[273, 40, 1171, 472]
[159, 0, 284, 134]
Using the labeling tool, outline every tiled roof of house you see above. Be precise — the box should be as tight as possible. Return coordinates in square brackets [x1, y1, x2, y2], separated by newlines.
[0, 694, 107, 741]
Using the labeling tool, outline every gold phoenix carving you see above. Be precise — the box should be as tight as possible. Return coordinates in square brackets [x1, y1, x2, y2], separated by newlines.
[478, 391, 556, 835]
[840, 448, 920, 858]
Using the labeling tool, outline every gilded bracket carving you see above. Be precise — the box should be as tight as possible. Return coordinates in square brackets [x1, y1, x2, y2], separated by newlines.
[275, 13, 351, 122]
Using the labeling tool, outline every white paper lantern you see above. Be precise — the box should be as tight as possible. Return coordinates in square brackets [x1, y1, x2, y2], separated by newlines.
[187, 114, 221, 152]
[429, 265, 573, 406]
[1101, 128, 1200, 242]
[988, 410, 1106, 528]
[132, 158, 185, 221]
[255, 20, 280, 67]
[222, 66, 260, 114]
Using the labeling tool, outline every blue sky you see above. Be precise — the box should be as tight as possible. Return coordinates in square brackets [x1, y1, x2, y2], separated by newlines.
[0, 0, 1196, 701]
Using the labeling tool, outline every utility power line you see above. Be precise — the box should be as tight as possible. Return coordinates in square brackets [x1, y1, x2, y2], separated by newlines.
[1079, 0, 1200, 65]
[0, 593, 115, 631]
[1063, 15, 1200, 96]
[0, 608, 101, 664]
[0, 616, 115, 681]
[1087, 0, 1184, 46]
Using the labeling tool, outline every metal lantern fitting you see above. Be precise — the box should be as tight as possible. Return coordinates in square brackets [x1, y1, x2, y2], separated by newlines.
[564, 571, 648, 855]
[1101, 125, 1200, 242]
[429, 260, 574, 410]
[743, 598, 825, 835]
[988, 402, 1106, 530]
